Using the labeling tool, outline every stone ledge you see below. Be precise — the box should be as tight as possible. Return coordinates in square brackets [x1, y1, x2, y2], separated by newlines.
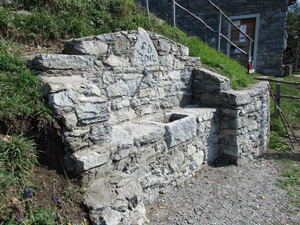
[33, 54, 96, 70]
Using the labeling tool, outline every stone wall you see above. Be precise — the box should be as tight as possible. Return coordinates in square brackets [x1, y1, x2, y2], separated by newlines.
[193, 68, 270, 164]
[32, 28, 269, 225]
[142, 0, 288, 76]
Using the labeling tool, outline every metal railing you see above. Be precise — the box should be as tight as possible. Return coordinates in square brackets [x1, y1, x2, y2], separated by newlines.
[173, 0, 254, 73]
[143, 0, 254, 73]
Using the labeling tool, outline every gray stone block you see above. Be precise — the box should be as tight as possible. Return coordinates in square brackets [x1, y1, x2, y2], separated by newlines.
[169, 150, 185, 172]
[76, 102, 109, 125]
[64, 40, 108, 55]
[90, 208, 121, 225]
[113, 35, 131, 55]
[104, 55, 130, 67]
[155, 38, 172, 55]
[132, 28, 159, 66]
[106, 79, 138, 97]
[89, 123, 112, 144]
[72, 144, 112, 172]
[48, 90, 78, 109]
[130, 124, 165, 146]
[165, 114, 197, 148]
[41, 76, 102, 97]
[223, 90, 251, 106]
[33, 54, 95, 70]
[61, 113, 77, 130]
[179, 44, 189, 56]
[112, 126, 134, 149]
[193, 68, 231, 92]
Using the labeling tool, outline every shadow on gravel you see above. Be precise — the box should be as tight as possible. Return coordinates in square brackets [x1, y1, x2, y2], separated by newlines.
[263, 152, 300, 162]
[211, 155, 237, 167]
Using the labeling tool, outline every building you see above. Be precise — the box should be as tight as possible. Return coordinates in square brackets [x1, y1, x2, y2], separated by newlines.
[143, 0, 293, 76]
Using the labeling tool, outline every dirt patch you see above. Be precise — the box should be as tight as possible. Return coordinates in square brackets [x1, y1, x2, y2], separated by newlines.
[31, 165, 88, 223]
[19, 40, 64, 56]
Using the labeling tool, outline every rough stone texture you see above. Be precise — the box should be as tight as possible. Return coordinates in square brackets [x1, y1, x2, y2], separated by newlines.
[143, 0, 288, 76]
[33, 54, 95, 70]
[64, 39, 108, 56]
[132, 28, 159, 66]
[33, 29, 269, 225]
[193, 68, 270, 160]
[165, 114, 197, 148]
[76, 102, 109, 125]
[72, 145, 111, 172]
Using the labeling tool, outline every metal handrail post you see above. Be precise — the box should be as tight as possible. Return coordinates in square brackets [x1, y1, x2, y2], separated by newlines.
[145, 0, 150, 23]
[248, 40, 252, 73]
[172, 0, 176, 27]
[217, 10, 222, 51]
[275, 83, 281, 118]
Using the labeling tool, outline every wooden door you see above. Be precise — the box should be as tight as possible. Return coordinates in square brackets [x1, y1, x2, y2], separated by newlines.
[230, 18, 255, 68]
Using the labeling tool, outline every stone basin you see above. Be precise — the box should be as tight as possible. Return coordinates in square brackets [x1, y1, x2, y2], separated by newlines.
[148, 113, 188, 124]
[144, 113, 197, 148]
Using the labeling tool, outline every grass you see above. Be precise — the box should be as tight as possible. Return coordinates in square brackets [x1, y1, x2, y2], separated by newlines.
[0, 41, 85, 223]
[0, 0, 255, 89]
[276, 159, 300, 208]
[0, 135, 37, 182]
[267, 75, 300, 150]
[0, 135, 85, 223]
[269, 76, 300, 129]
[267, 76, 300, 209]
[0, 40, 53, 134]
[0, 135, 58, 223]
[269, 131, 293, 152]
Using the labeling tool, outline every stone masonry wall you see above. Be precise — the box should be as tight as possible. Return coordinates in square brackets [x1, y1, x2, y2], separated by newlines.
[193, 68, 270, 164]
[142, 0, 288, 76]
[32, 28, 269, 225]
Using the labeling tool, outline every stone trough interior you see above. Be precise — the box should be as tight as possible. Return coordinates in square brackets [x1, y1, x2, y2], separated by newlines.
[147, 113, 188, 124]
[32, 28, 270, 225]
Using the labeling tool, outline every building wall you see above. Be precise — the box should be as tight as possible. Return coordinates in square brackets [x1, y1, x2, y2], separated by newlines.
[144, 0, 289, 76]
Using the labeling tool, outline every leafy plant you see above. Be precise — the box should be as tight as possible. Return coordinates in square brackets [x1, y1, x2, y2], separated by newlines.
[24, 208, 60, 225]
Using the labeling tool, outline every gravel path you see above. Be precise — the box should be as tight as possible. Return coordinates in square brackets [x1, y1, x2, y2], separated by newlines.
[146, 158, 300, 225]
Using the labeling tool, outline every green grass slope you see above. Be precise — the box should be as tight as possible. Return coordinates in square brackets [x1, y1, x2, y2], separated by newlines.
[0, 0, 254, 89]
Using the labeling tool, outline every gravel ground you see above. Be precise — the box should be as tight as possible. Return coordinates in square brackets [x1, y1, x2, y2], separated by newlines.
[146, 158, 300, 225]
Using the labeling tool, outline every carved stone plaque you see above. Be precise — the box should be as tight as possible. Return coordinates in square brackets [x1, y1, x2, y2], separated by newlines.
[132, 28, 159, 66]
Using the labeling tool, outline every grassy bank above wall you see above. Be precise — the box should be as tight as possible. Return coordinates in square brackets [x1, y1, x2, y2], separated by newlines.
[0, 0, 255, 89]
[0, 40, 53, 134]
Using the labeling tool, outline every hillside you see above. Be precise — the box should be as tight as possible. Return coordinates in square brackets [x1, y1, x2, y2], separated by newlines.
[1, 0, 297, 224]
[0, 0, 254, 89]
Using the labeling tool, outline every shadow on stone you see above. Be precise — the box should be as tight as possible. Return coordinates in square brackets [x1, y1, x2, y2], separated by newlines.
[211, 155, 237, 167]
